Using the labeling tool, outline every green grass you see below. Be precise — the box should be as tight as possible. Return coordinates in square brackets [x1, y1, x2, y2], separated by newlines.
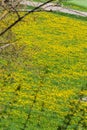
[69, 0, 87, 8]
[0, 12, 87, 129]
[53, 11, 87, 21]
[63, 0, 87, 12]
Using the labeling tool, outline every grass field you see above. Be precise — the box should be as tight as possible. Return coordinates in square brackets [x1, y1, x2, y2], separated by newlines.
[69, 0, 87, 8]
[63, 0, 87, 11]
[0, 12, 87, 129]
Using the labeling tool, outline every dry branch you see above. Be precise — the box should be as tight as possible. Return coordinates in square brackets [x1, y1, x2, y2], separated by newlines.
[0, 0, 54, 36]
[0, 43, 10, 50]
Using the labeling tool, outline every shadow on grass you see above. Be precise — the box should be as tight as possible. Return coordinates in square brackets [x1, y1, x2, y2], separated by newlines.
[50, 11, 87, 22]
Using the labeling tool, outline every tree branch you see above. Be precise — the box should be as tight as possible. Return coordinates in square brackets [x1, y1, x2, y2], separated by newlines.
[0, 0, 54, 36]
[0, 43, 10, 50]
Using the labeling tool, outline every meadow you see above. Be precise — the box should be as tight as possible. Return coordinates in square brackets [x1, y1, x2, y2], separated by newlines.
[68, 0, 87, 8]
[62, 0, 87, 12]
[0, 12, 87, 130]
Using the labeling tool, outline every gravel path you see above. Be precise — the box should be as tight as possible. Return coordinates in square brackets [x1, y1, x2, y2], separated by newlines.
[21, 0, 87, 17]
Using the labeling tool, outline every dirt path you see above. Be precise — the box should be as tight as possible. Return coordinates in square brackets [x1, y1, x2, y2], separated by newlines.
[21, 0, 87, 17]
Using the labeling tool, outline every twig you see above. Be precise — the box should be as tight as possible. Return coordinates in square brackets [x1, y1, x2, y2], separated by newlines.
[0, 43, 10, 50]
[0, 10, 9, 20]
[0, 0, 54, 36]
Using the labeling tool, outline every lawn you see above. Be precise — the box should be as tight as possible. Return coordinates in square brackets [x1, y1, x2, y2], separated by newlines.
[63, 0, 87, 11]
[0, 12, 87, 129]
[69, 0, 87, 8]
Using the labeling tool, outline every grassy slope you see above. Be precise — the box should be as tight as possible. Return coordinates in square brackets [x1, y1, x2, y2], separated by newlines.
[63, 0, 87, 12]
[0, 12, 87, 129]
[69, 0, 87, 8]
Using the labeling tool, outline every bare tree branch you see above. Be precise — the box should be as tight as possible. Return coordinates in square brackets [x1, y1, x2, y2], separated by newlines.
[10, 5, 20, 18]
[0, 43, 10, 50]
[0, 0, 54, 36]
[0, 10, 9, 20]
